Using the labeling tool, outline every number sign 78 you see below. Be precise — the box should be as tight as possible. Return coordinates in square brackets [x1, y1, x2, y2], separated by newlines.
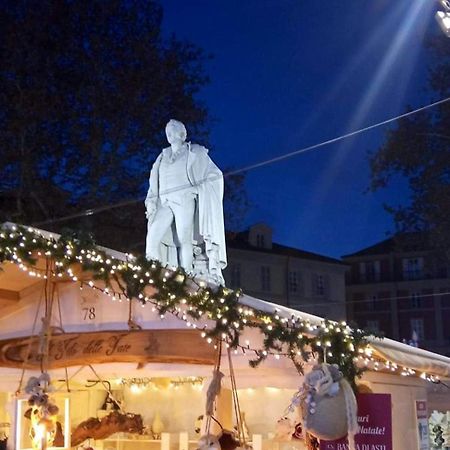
[82, 307, 96, 320]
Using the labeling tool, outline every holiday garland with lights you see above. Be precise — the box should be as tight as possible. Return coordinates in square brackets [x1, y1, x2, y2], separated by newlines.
[0, 224, 374, 386]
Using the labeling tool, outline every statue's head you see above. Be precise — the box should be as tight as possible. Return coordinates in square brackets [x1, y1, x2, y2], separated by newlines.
[165, 119, 187, 145]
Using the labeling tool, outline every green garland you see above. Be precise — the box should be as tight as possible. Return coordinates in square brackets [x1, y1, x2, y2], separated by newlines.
[0, 225, 374, 385]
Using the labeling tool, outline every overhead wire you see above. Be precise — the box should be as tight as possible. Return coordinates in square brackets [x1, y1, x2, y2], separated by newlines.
[33, 95, 450, 227]
[286, 289, 450, 308]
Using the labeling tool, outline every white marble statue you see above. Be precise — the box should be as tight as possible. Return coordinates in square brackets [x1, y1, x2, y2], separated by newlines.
[145, 119, 227, 285]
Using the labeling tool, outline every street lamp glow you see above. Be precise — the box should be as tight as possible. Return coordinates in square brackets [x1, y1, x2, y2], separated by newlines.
[436, 0, 450, 37]
[435, 10, 450, 37]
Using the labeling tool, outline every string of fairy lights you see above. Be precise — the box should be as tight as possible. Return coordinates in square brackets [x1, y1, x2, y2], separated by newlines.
[0, 224, 445, 387]
[118, 376, 205, 393]
[78, 276, 443, 385]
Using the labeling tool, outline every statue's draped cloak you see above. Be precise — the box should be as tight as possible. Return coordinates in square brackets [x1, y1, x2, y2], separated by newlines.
[145, 143, 227, 276]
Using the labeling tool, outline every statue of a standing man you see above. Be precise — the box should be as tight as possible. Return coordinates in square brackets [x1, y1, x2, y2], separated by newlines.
[145, 119, 227, 285]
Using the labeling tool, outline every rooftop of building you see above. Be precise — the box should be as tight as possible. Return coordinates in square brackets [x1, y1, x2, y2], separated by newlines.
[226, 229, 346, 266]
[342, 232, 432, 258]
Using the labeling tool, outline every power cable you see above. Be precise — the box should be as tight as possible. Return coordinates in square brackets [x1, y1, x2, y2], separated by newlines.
[33, 95, 450, 227]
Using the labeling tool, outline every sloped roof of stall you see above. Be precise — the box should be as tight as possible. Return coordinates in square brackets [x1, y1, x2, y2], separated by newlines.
[0, 223, 449, 379]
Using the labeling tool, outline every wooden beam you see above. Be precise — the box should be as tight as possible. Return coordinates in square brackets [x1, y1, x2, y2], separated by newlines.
[0, 281, 46, 318]
[0, 288, 20, 302]
[19, 280, 46, 299]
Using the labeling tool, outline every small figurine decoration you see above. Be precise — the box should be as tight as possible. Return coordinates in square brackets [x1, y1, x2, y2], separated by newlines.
[196, 423, 240, 450]
[197, 433, 221, 450]
[0, 422, 9, 450]
[24, 373, 59, 450]
[274, 417, 295, 442]
[292, 422, 303, 440]
[151, 411, 164, 439]
[289, 363, 358, 450]
[100, 392, 121, 411]
[195, 414, 204, 434]
[217, 429, 240, 450]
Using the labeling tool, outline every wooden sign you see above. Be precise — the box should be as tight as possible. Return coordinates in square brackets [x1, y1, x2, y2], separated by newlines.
[0, 329, 215, 369]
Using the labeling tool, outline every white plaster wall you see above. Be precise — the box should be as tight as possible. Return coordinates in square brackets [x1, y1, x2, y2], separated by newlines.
[238, 387, 297, 435]
[427, 387, 450, 412]
[0, 392, 12, 448]
[0, 392, 10, 424]
[121, 384, 205, 436]
[0, 280, 193, 340]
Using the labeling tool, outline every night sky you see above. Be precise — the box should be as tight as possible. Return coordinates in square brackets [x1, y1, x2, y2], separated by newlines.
[162, 0, 439, 258]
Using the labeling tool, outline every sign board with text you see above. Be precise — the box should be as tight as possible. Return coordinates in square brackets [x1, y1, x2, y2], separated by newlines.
[320, 393, 392, 450]
[0, 329, 215, 369]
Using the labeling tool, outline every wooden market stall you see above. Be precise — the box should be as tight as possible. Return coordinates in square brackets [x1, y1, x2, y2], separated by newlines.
[0, 224, 449, 450]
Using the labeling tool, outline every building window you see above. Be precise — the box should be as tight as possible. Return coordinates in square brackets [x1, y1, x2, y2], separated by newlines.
[315, 274, 325, 296]
[230, 264, 241, 289]
[437, 265, 448, 278]
[366, 294, 378, 311]
[402, 257, 424, 280]
[256, 234, 265, 248]
[410, 292, 422, 309]
[288, 271, 300, 293]
[261, 266, 271, 291]
[359, 261, 380, 282]
[366, 320, 379, 331]
[410, 318, 425, 341]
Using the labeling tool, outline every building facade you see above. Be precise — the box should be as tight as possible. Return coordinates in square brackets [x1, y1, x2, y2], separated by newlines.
[224, 223, 347, 321]
[343, 235, 450, 356]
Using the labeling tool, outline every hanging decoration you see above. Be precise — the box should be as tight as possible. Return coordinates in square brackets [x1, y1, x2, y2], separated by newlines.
[429, 410, 450, 449]
[226, 346, 250, 450]
[291, 422, 303, 440]
[197, 433, 221, 450]
[198, 344, 247, 450]
[289, 363, 358, 450]
[24, 374, 59, 450]
[198, 342, 225, 450]
[1, 225, 373, 385]
[274, 417, 295, 442]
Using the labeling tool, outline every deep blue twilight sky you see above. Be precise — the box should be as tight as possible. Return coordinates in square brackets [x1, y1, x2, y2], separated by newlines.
[161, 0, 439, 258]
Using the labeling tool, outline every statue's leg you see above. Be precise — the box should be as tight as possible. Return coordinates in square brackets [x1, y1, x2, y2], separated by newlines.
[172, 198, 196, 271]
[146, 206, 174, 262]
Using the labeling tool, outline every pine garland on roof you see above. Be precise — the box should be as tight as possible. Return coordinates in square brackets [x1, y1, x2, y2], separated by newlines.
[0, 225, 373, 385]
